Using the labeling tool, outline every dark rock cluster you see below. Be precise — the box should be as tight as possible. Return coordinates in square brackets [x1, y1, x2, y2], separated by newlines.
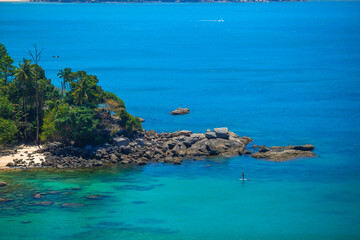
[3, 127, 317, 169]
[21, 127, 252, 169]
[5, 152, 44, 168]
[0, 149, 17, 157]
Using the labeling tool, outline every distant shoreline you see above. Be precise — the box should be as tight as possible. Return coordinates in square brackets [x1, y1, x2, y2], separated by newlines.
[0, 0, 30, 2]
[17, 0, 307, 3]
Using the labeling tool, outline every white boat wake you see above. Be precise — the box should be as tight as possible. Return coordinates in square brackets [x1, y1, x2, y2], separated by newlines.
[200, 19, 224, 22]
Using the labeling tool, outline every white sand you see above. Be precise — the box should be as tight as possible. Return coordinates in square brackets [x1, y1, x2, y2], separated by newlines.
[0, 145, 45, 169]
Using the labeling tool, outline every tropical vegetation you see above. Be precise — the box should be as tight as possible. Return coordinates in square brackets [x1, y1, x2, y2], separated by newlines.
[0, 43, 142, 147]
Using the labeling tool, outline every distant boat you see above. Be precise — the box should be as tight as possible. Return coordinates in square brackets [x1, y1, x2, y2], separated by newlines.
[200, 19, 224, 23]
[52, 55, 60, 58]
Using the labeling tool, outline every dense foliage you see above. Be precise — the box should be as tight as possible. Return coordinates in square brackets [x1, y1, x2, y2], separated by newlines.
[0, 43, 142, 146]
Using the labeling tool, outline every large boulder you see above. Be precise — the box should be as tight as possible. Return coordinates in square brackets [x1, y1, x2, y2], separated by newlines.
[186, 139, 210, 156]
[135, 138, 145, 146]
[171, 130, 192, 138]
[208, 138, 245, 156]
[205, 131, 217, 139]
[292, 144, 315, 151]
[110, 154, 118, 163]
[214, 127, 229, 139]
[113, 137, 130, 147]
[171, 108, 190, 115]
[6, 162, 14, 167]
[183, 133, 206, 147]
[172, 143, 187, 156]
[239, 136, 253, 145]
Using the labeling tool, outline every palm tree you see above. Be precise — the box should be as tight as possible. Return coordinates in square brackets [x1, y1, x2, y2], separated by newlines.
[14, 59, 34, 141]
[57, 68, 72, 100]
[70, 71, 98, 106]
[0, 55, 14, 85]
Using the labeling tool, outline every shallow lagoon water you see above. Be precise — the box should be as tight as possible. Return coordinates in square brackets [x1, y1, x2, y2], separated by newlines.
[1, 2, 360, 239]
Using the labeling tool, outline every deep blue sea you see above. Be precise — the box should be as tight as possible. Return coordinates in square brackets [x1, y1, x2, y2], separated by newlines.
[1, 2, 360, 240]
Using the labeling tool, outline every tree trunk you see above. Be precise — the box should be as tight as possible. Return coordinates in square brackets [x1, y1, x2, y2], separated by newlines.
[23, 92, 27, 142]
[35, 67, 39, 145]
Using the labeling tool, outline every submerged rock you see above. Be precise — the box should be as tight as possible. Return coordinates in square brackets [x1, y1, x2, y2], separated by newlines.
[48, 191, 61, 195]
[32, 194, 42, 199]
[0, 197, 13, 202]
[61, 203, 84, 208]
[35, 201, 54, 206]
[170, 108, 190, 115]
[86, 194, 105, 200]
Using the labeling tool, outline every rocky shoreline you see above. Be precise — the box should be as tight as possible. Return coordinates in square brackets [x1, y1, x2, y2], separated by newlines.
[1, 127, 317, 169]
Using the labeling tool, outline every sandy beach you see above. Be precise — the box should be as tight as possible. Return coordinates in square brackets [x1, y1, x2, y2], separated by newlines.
[0, 145, 45, 169]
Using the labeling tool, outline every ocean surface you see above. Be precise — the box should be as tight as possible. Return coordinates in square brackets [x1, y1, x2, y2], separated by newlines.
[1, 2, 360, 240]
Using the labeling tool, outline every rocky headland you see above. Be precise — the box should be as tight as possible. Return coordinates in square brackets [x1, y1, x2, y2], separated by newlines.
[35, 127, 252, 169]
[0, 127, 317, 170]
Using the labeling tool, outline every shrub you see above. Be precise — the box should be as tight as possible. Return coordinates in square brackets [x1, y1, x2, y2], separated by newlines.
[103, 91, 125, 109]
[0, 95, 14, 119]
[41, 104, 106, 146]
[0, 118, 18, 145]
[68, 106, 101, 146]
[40, 107, 57, 142]
[118, 109, 142, 136]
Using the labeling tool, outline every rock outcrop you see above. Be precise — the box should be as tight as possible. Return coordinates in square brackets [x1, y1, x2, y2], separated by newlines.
[6, 128, 252, 169]
[251, 144, 316, 161]
[170, 108, 190, 115]
[2, 129, 317, 169]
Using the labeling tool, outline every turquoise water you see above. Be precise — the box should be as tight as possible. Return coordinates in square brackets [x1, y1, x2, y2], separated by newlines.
[1, 2, 360, 239]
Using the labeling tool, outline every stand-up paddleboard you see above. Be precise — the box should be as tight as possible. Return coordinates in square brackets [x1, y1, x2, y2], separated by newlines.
[238, 179, 250, 181]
